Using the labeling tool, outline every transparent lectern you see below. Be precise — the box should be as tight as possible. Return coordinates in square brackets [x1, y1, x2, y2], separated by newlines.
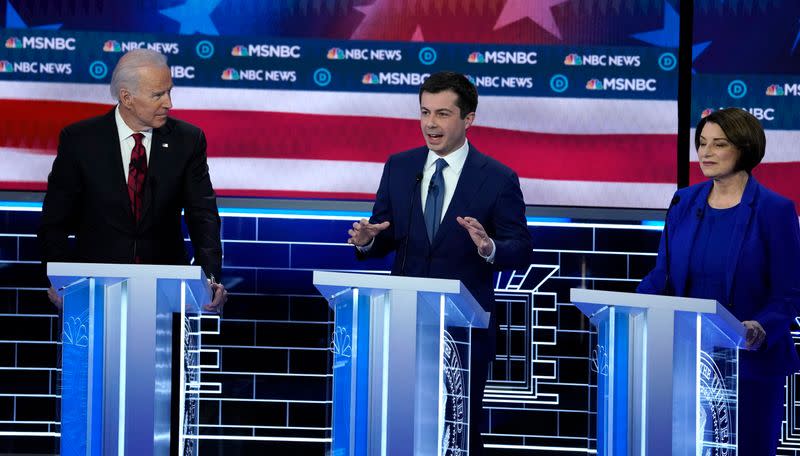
[49, 262, 212, 456]
[571, 288, 746, 456]
[313, 271, 490, 456]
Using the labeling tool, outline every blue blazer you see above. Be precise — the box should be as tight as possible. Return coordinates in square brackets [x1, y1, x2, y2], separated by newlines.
[360, 144, 533, 315]
[638, 176, 800, 377]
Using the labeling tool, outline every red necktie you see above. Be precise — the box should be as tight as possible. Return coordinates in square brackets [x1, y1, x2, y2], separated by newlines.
[128, 133, 148, 223]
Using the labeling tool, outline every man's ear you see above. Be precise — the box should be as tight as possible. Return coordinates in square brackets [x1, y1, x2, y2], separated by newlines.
[119, 88, 132, 108]
[464, 111, 476, 130]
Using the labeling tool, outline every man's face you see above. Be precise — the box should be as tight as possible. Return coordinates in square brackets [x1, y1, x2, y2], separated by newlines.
[419, 90, 474, 156]
[119, 65, 173, 131]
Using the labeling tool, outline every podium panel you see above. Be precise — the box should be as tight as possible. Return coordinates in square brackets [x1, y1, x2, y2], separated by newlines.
[572, 289, 745, 456]
[315, 271, 489, 456]
[50, 263, 211, 456]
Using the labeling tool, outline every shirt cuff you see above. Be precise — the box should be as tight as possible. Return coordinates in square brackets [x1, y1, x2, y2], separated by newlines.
[479, 238, 496, 264]
[356, 237, 375, 253]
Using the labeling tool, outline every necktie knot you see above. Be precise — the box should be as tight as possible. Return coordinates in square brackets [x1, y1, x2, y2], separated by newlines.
[429, 158, 448, 191]
[132, 132, 144, 146]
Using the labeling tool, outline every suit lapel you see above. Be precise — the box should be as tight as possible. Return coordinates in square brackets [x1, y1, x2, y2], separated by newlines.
[672, 182, 711, 297]
[101, 109, 133, 221]
[431, 146, 488, 248]
[409, 150, 428, 242]
[140, 121, 172, 224]
[724, 176, 757, 303]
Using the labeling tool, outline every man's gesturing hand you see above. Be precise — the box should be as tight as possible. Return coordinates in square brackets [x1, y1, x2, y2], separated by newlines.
[347, 218, 390, 247]
[457, 216, 493, 257]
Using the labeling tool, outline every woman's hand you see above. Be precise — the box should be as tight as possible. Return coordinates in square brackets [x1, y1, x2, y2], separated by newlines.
[742, 320, 766, 350]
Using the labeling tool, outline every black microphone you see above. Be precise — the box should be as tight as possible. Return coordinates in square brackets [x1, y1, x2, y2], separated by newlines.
[400, 172, 423, 276]
[663, 195, 680, 295]
[696, 208, 703, 220]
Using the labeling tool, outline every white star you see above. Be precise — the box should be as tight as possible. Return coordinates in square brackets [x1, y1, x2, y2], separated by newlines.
[352, 0, 396, 40]
[493, 0, 569, 40]
[160, 0, 222, 35]
[411, 25, 425, 42]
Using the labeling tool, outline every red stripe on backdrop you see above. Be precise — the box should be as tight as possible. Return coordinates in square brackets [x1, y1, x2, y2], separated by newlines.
[179, 110, 677, 184]
[2, 100, 677, 184]
[690, 163, 800, 213]
[0, 181, 46, 191]
[0, 100, 111, 150]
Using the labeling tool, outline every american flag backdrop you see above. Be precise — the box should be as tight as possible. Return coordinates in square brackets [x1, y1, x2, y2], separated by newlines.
[689, 1, 800, 212]
[0, 0, 689, 209]
[4, 0, 798, 212]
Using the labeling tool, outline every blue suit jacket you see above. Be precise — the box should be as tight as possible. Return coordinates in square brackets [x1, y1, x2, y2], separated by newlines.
[360, 144, 533, 315]
[638, 176, 800, 377]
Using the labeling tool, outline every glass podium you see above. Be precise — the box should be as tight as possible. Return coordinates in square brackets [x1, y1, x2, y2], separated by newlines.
[571, 288, 745, 456]
[49, 262, 212, 456]
[314, 271, 490, 456]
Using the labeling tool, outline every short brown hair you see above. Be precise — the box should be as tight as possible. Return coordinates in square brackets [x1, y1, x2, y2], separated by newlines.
[418, 71, 477, 119]
[694, 108, 765, 173]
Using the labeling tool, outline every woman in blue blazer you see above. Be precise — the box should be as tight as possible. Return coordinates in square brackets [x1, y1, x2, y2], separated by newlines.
[638, 108, 800, 454]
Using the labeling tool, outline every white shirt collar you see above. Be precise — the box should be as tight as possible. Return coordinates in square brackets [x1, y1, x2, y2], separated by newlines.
[115, 105, 153, 143]
[424, 139, 470, 174]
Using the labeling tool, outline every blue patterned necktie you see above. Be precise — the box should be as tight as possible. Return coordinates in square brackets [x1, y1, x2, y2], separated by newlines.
[424, 158, 448, 242]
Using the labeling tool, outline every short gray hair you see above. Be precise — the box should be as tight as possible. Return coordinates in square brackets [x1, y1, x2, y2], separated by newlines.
[109, 49, 168, 100]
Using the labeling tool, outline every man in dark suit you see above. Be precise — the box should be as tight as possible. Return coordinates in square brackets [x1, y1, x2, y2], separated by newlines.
[347, 71, 533, 454]
[39, 49, 226, 310]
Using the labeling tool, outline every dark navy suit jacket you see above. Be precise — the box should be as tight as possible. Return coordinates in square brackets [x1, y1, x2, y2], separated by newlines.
[638, 176, 800, 377]
[360, 144, 533, 316]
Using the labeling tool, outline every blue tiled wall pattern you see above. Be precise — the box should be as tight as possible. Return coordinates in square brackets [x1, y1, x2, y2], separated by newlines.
[1, 206, 800, 455]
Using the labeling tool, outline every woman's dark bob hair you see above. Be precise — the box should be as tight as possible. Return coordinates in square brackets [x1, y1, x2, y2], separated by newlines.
[694, 107, 766, 173]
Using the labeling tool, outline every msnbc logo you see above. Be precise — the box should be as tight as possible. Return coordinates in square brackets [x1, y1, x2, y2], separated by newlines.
[468, 52, 486, 63]
[362, 73, 379, 84]
[564, 53, 582, 66]
[586, 79, 603, 90]
[5, 37, 21, 49]
[221, 68, 239, 80]
[766, 84, 785, 96]
[0, 61, 13, 72]
[701, 108, 714, 118]
[327, 48, 344, 60]
[103, 40, 121, 52]
[231, 45, 249, 57]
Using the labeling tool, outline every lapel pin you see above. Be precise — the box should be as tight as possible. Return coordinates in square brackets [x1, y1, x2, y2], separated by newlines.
[162, 143, 169, 148]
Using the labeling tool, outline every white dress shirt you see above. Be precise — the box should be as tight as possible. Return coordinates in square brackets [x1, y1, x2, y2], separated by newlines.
[420, 139, 470, 219]
[115, 105, 152, 181]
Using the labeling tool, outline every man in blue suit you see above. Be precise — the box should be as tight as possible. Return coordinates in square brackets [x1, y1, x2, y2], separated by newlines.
[348, 71, 533, 454]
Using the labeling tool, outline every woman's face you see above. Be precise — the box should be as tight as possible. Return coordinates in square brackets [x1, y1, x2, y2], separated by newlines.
[697, 122, 741, 179]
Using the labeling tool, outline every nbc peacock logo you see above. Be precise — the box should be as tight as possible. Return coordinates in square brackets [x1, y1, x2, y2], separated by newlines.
[231, 45, 249, 57]
[5, 37, 21, 49]
[102, 40, 121, 52]
[585, 78, 603, 90]
[564, 53, 582, 66]
[701, 108, 714, 118]
[361, 73, 379, 84]
[467, 52, 485, 63]
[0, 61, 13, 73]
[765, 84, 785, 96]
[327, 47, 344, 60]
[221, 68, 239, 80]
